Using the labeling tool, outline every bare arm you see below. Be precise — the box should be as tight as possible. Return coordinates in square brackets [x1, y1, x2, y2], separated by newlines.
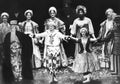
[69, 36, 79, 42]
[90, 38, 97, 42]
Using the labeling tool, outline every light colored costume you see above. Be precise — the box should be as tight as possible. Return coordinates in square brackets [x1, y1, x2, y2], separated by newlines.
[35, 30, 68, 71]
[72, 38, 100, 73]
[71, 28, 99, 73]
[44, 7, 68, 67]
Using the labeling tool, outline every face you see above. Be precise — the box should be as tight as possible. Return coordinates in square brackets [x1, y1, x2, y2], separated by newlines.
[49, 10, 56, 18]
[49, 25, 55, 31]
[78, 9, 84, 16]
[11, 25, 16, 31]
[26, 12, 32, 20]
[107, 11, 113, 19]
[2, 15, 8, 23]
[80, 29, 87, 37]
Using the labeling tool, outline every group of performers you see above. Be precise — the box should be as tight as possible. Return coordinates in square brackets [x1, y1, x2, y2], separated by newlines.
[0, 4, 118, 83]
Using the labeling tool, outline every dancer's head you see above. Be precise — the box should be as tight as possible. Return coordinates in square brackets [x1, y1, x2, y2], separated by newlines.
[10, 20, 18, 31]
[1, 12, 9, 23]
[24, 9, 33, 20]
[105, 8, 114, 20]
[49, 6, 57, 18]
[76, 5, 86, 20]
[80, 27, 88, 37]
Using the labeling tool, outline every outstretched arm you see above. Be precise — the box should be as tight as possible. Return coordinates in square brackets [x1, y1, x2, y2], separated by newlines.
[69, 36, 79, 42]
[33, 32, 46, 38]
[90, 38, 97, 42]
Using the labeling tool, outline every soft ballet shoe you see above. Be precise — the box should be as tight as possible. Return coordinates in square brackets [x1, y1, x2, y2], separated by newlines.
[83, 74, 91, 83]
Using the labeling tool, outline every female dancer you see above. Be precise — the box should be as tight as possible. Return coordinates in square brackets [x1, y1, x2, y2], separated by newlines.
[70, 27, 100, 83]
[19, 9, 41, 68]
[70, 5, 96, 61]
[3, 20, 33, 82]
[0, 12, 11, 64]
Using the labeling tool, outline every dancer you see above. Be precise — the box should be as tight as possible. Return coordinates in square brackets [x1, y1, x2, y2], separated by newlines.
[70, 27, 100, 83]
[44, 6, 68, 67]
[44, 6, 66, 34]
[33, 21, 69, 82]
[19, 9, 41, 69]
[70, 5, 96, 62]
[98, 8, 116, 59]
[2, 20, 33, 82]
[0, 12, 11, 64]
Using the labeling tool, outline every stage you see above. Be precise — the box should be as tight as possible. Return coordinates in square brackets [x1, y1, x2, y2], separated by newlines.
[0, 67, 120, 84]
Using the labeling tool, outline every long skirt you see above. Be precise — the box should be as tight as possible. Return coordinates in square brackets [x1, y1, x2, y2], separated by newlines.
[10, 41, 22, 81]
[72, 52, 100, 73]
[32, 38, 41, 68]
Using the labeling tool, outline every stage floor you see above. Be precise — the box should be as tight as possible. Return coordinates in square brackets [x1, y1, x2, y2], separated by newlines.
[0, 66, 120, 84]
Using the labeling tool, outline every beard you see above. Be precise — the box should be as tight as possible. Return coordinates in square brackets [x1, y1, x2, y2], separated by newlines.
[79, 15, 85, 20]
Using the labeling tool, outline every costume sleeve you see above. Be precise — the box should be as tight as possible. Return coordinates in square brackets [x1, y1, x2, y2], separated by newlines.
[88, 18, 94, 34]
[35, 31, 47, 38]
[101, 30, 114, 42]
[33, 21, 39, 28]
[70, 19, 77, 35]
[32, 21, 39, 33]
[57, 18, 66, 34]
[58, 32, 66, 39]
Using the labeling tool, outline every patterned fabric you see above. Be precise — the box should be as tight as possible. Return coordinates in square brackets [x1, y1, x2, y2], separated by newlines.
[44, 46, 61, 72]
[44, 17, 65, 34]
[72, 37, 100, 73]
[10, 41, 22, 81]
[72, 52, 100, 73]
[36, 30, 68, 66]
[99, 20, 114, 59]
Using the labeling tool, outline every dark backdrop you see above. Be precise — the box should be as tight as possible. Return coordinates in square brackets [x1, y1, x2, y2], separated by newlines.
[0, 0, 119, 35]
[0, 0, 119, 57]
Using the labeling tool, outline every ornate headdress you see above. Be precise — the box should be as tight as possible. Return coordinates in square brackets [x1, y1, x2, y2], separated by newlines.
[80, 27, 88, 33]
[76, 5, 87, 14]
[1, 12, 9, 18]
[24, 9, 33, 16]
[49, 6, 57, 14]
[105, 8, 114, 15]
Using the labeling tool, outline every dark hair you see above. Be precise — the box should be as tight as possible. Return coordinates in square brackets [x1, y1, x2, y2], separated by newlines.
[77, 8, 85, 14]
[25, 12, 33, 16]
[49, 10, 56, 14]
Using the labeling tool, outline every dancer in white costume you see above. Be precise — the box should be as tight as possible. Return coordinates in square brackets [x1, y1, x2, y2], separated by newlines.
[44, 7, 68, 67]
[33, 21, 69, 82]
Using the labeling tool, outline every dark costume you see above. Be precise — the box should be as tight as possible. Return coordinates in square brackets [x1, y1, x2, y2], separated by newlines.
[2, 31, 33, 82]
